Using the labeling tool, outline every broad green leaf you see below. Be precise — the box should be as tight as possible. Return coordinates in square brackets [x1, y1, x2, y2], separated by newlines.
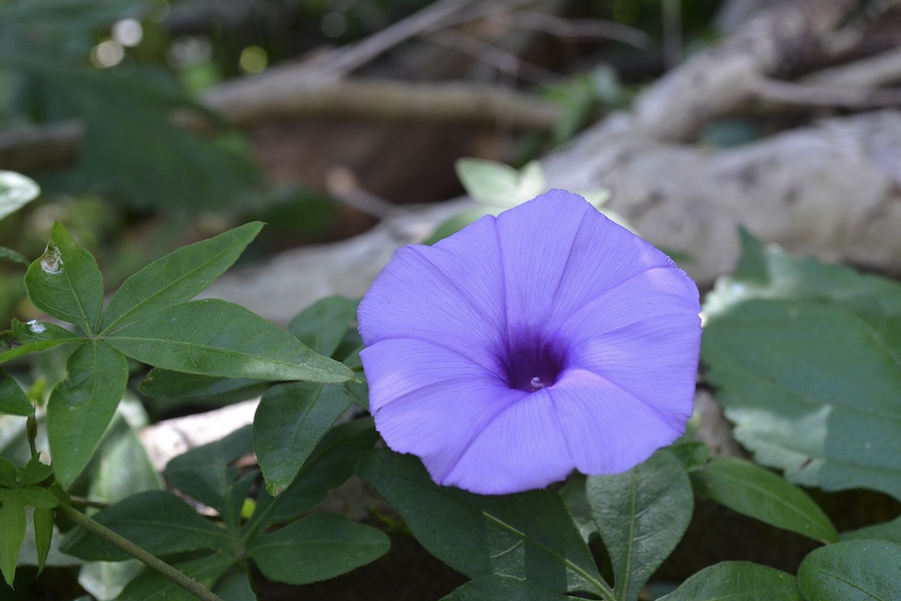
[0, 246, 28, 266]
[798, 540, 901, 600]
[455, 158, 545, 208]
[211, 568, 256, 601]
[0, 457, 16, 487]
[658, 561, 801, 601]
[47, 341, 129, 485]
[441, 575, 574, 601]
[164, 425, 253, 515]
[138, 369, 268, 404]
[104, 299, 352, 383]
[691, 457, 838, 543]
[0, 171, 40, 221]
[79, 559, 142, 601]
[246, 512, 388, 585]
[586, 449, 693, 601]
[61, 490, 229, 561]
[116, 553, 235, 601]
[0, 497, 26, 587]
[101, 222, 264, 332]
[287, 295, 357, 357]
[17, 486, 59, 509]
[25, 222, 103, 334]
[32, 507, 53, 574]
[702, 231, 901, 500]
[246, 419, 377, 534]
[254, 381, 355, 495]
[357, 448, 606, 597]
[0, 367, 33, 416]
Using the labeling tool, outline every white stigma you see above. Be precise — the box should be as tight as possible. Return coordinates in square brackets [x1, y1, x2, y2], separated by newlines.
[530, 376, 545, 389]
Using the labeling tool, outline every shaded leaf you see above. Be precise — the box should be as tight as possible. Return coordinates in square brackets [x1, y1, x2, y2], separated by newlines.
[0, 246, 28, 266]
[691, 457, 838, 543]
[101, 222, 264, 332]
[25, 222, 103, 334]
[798, 540, 901, 601]
[246, 419, 377, 534]
[586, 449, 693, 601]
[843, 515, 901, 544]
[164, 425, 253, 516]
[287, 295, 357, 357]
[20, 455, 53, 486]
[105, 299, 352, 383]
[138, 369, 268, 404]
[61, 490, 228, 562]
[32, 507, 53, 574]
[0, 367, 33, 416]
[441, 575, 574, 601]
[246, 513, 389, 585]
[47, 341, 129, 485]
[658, 561, 801, 601]
[0, 497, 25, 587]
[703, 231, 901, 500]
[17, 486, 59, 509]
[116, 553, 235, 601]
[357, 448, 606, 597]
[254, 381, 354, 495]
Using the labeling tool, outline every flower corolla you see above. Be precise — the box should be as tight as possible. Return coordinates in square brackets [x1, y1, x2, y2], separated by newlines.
[358, 190, 701, 495]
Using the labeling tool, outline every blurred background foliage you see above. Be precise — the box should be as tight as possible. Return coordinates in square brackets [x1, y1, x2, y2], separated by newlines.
[0, 0, 724, 332]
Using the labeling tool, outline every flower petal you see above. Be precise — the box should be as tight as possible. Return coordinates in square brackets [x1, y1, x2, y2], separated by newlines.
[358, 216, 507, 366]
[495, 190, 675, 341]
[547, 368, 683, 475]
[440, 391, 574, 494]
[553, 267, 700, 422]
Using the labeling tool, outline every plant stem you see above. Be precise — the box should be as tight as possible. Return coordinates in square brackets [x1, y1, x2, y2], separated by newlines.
[56, 504, 226, 601]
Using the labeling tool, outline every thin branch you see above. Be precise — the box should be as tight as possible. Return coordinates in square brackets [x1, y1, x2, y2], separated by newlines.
[427, 28, 558, 84]
[749, 76, 901, 109]
[57, 504, 226, 601]
[506, 11, 652, 49]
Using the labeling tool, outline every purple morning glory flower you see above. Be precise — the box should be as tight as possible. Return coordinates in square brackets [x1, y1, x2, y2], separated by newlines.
[358, 190, 701, 495]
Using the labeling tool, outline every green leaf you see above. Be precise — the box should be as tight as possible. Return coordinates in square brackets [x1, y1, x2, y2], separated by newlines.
[441, 575, 574, 601]
[0, 323, 84, 363]
[690, 456, 838, 543]
[20, 455, 53, 486]
[164, 426, 253, 516]
[101, 222, 264, 332]
[32, 507, 53, 574]
[78, 559, 143, 601]
[287, 295, 357, 357]
[211, 568, 256, 601]
[104, 299, 352, 383]
[246, 419, 377, 534]
[658, 561, 802, 601]
[455, 158, 545, 208]
[357, 448, 606, 597]
[559, 478, 596, 544]
[0, 367, 33, 416]
[798, 540, 901, 600]
[0, 246, 28, 266]
[669, 440, 709, 472]
[61, 490, 229, 562]
[702, 230, 901, 500]
[586, 449, 693, 601]
[116, 553, 235, 601]
[246, 513, 388, 585]
[0, 497, 26, 588]
[25, 222, 103, 334]
[0, 171, 40, 222]
[47, 341, 129, 485]
[17, 486, 59, 509]
[254, 381, 355, 495]
[0, 457, 17, 487]
[138, 369, 269, 404]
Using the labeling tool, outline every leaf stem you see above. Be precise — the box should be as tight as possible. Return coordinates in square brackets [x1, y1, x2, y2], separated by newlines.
[56, 504, 226, 601]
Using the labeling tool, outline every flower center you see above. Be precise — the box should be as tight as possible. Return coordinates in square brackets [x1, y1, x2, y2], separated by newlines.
[504, 337, 564, 393]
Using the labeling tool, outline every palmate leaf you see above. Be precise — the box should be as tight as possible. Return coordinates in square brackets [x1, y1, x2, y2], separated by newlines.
[586, 449, 693, 601]
[46, 341, 128, 485]
[25, 223, 103, 335]
[104, 299, 352, 384]
[0, 366, 34, 416]
[0, 319, 83, 364]
[702, 230, 901, 500]
[357, 449, 607, 598]
[101, 222, 264, 333]
[690, 457, 839, 543]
